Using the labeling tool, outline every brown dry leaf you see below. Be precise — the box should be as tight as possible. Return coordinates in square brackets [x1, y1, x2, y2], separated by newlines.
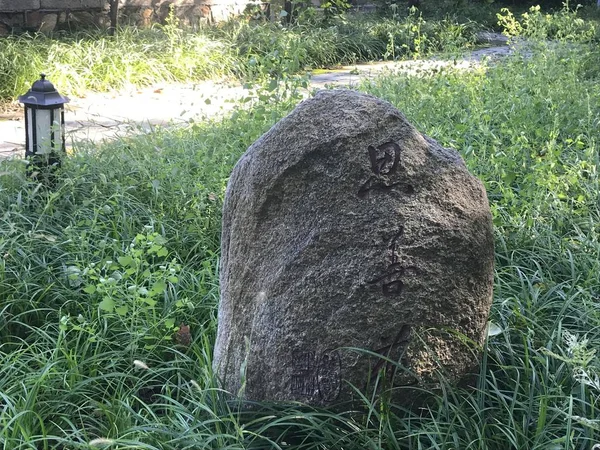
[174, 324, 192, 347]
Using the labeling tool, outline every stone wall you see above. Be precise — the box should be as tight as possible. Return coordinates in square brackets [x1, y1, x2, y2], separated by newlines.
[119, 0, 263, 28]
[0, 0, 260, 35]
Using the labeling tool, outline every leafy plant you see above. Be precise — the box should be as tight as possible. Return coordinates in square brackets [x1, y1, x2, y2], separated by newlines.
[320, 0, 352, 24]
[497, 3, 598, 42]
[67, 229, 183, 343]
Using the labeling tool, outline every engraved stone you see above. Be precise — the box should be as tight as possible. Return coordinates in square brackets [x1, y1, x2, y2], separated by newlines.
[214, 89, 494, 407]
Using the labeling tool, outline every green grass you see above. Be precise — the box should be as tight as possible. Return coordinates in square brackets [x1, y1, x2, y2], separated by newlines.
[2, 6, 600, 449]
[1, 2, 598, 104]
[0, 2, 557, 103]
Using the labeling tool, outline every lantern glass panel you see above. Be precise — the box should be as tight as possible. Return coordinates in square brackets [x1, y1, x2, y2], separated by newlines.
[51, 109, 63, 149]
[35, 109, 52, 154]
[26, 108, 33, 154]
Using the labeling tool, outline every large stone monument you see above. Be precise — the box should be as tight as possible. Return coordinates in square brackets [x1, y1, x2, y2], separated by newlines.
[213, 90, 494, 407]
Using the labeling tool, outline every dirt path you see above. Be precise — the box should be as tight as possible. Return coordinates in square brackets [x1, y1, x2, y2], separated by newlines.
[0, 34, 513, 159]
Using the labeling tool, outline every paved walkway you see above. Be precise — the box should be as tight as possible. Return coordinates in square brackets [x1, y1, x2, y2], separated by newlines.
[0, 36, 513, 159]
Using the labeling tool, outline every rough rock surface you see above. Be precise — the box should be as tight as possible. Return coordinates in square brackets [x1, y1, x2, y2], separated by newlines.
[214, 89, 494, 407]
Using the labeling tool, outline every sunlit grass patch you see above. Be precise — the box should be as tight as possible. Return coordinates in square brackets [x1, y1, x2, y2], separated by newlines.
[0, 12, 481, 103]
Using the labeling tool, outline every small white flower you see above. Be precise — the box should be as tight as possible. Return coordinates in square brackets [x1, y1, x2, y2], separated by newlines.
[66, 266, 81, 275]
[133, 360, 149, 370]
[89, 438, 115, 447]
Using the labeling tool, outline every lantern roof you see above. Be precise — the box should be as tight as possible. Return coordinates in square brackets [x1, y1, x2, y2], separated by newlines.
[18, 73, 70, 107]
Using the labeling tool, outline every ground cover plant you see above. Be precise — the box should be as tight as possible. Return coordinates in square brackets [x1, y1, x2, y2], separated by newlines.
[1, 5, 600, 450]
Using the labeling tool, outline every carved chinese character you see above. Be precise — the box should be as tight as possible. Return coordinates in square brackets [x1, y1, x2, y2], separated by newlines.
[368, 263, 405, 296]
[389, 227, 404, 265]
[291, 350, 316, 396]
[292, 351, 315, 372]
[370, 325, 413, 385]
[291, 374, 315, 396]
[358, 142, 415, 198]
[368, 142, 401, 175]
[317, 350, 342, 401]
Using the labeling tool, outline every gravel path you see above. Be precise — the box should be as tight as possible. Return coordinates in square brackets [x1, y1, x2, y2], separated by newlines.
[0, 33, 514, 159]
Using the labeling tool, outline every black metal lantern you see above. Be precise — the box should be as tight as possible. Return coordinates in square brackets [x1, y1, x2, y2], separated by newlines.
[18, 73, 70, 169]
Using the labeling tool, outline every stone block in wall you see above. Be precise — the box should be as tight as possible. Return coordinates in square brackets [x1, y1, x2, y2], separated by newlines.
[38, 13, 58, 32]
[69, 10, 106, 27]
[172, 5, 200, 26]
[0, 0, 40, 12]
[120, 5, 154, 27]
[139, 7, 152, 26]
[196, 0, 227, 7]
[209, 4, 233, 21]
[25, 10, 43, 28]
[156, 3, 171, 21]
[121, 0, 153, 6]
[118, 0, 250, 25]
[25, 10, 59, 32]
[0, 12, 24, 26]
[198, 7, 211, 23]
[40, 0, 105, 9]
